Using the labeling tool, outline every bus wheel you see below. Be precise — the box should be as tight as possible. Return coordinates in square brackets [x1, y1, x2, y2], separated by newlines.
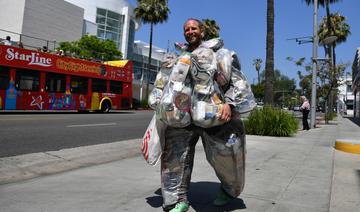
[101, 101, 111, 113]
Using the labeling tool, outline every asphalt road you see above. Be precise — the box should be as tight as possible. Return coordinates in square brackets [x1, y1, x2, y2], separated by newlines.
[0, 110, 154, 157]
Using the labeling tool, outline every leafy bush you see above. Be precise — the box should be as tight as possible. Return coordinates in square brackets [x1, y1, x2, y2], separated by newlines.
[244, 106, 299, 137]
[325, 112, 337, 121]
[140, 99, 149, 109]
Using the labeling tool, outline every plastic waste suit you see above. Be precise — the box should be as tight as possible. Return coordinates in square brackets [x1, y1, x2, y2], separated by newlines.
[148, 38, 256, 208]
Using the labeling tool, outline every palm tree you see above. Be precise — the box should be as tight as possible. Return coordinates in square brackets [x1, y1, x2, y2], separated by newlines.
[264, 0, 274, 105]
[253, 58, 262, 85]
[134, 0, 170, 102]
[318, 12, 350, 65]
[202, 19, 220, 40]
[304, 0, 341, 35]
[318, 12, 350, 115]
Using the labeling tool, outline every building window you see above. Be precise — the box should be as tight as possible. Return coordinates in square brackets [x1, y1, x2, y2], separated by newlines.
[96, 8, 124, 48]
[46, 73, 66, 93]
[15, 70, 40, 91]
[71, 76, 88, 94]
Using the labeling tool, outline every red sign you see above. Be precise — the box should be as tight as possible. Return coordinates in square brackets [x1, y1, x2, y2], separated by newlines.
[0, 45, 132, 82]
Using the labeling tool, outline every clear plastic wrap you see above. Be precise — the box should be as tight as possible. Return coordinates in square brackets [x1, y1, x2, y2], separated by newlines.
[156, 53, 192, 128]
[203, 38, 256, 115]
[190, 47, 226, 128]
[148, 53, 177, 109]
[224, 53, 257, 115]
[215, 48, 232, 87]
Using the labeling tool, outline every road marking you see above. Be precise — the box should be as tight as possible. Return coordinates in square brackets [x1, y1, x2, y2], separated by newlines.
[66, 123, 117, 128]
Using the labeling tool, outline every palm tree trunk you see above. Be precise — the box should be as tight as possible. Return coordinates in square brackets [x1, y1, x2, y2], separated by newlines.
[264, 0, 274, 105]
[332, 43, 336, 67]
[145, 22, 153, 104]
[257, 71, 260, 85]
[325, 0, 335, 34]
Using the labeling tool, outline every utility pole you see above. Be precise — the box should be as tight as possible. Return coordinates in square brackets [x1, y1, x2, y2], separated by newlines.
[310, 0, 318, 129]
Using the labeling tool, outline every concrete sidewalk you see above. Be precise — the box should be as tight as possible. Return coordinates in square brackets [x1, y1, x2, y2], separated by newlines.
[0, 116, 359, 212]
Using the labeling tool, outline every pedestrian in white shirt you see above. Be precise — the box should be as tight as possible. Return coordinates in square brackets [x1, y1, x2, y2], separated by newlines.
[300, 96, 310, 130]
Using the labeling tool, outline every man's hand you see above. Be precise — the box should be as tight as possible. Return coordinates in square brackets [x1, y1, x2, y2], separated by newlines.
[219, 104, 232, 122]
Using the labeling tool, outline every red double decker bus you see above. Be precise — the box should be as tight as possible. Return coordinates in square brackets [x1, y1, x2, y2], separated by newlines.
[0, 44, 132, 112]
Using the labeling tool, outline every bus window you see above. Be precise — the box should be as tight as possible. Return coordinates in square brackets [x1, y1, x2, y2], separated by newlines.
[92, 78, 107, 92]
[0, 67, 10, 90]
[70, 76, 88, 94]
[46, 73, 66, 93]
[110, 81, 122, 94]
[15, 69, 40, 91]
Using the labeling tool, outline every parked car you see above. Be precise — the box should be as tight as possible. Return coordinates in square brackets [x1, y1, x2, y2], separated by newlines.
[293, 106, 300, 111]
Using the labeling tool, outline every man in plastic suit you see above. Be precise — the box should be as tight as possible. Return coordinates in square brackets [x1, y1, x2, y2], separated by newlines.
[148, 18, 256, 212]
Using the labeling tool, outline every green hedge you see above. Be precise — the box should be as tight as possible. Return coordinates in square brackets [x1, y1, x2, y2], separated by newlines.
[325, 112, 337, 121]
[244, 106, 299, 137]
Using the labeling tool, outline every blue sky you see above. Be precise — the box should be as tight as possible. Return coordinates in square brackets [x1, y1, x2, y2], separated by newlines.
[129, 0, 360, 85]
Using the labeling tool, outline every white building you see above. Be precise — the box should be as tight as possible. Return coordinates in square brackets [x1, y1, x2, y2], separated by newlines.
[337, 74, 354, 116]
[352, 47, 360, 119]
[64, 0, 139, 59]
[0, 0, 139, 59]
[132, 40, 167, 101]
[0, 0, 84, 49]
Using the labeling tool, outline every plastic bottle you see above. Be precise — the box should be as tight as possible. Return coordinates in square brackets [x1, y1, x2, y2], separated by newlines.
[226, 133, 238, 147]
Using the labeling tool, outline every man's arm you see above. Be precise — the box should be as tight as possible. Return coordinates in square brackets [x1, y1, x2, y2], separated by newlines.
[218, 51, 256, 115]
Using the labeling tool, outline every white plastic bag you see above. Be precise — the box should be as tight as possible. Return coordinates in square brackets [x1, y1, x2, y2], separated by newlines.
[141, 114, 165, 166]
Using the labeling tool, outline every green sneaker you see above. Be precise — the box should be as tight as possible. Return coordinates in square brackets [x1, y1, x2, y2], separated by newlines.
[169, 202, 189, 212]
[213, 189, 232, 206]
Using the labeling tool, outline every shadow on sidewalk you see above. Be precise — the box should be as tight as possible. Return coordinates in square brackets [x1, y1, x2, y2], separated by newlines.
[347, 117, 360, 127]
[145, 181, 246, 211]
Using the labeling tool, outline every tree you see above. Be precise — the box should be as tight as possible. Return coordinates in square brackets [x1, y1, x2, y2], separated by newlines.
[318, 12, 351, 66]
[251, 84, 265, 102]
[260, 69, 296, 107]
[303, 0, 341, 35]
[303, 0, 342, 67]
[318, 12, 350, 117]
[134, 0, 170, 102]
[264, 0, 274, 105]
[288, 56, 349, 121]
[59, 35, 122, 61]
[252, 58, 262, 85]
[202, 19, 220, 40]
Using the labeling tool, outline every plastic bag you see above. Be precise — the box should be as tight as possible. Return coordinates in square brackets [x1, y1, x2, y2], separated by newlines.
[190, 47, 226, 128]
[156, 53, 192, 128]
[148, 53, 177, 109]
[224, 53, 257, 115]
[141, 114, 166, 166]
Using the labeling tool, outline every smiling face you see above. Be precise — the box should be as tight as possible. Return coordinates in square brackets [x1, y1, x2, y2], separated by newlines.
[183, 19, 203, 51]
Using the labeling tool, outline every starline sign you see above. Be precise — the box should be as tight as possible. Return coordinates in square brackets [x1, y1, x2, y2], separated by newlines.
[5, 48, 52, 67]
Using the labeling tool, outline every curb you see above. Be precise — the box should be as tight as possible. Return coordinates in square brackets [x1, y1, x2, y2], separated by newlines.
[335, 139, 360, 154]
[0, 138, 142, 185]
